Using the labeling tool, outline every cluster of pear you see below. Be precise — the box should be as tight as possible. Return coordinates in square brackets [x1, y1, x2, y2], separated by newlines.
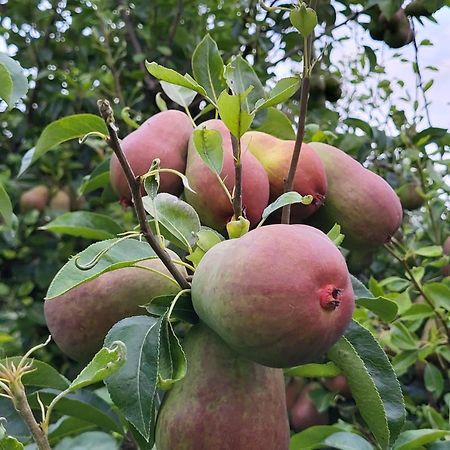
[44, 109, 404, 449]
[20, 185, 72, 213]
[367, 6, 414, 49]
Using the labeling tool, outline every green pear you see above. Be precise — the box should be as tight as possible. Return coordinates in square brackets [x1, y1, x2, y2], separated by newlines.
[155, 324, 290, 450]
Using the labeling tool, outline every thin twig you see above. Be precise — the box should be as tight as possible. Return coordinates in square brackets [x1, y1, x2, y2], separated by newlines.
[281, 34, 313, 224]
[231, 133, 243, 219]
[97, 99, 190, 290]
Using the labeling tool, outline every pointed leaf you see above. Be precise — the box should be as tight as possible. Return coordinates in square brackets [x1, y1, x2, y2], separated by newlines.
[192, 35, 226, 104]
[0, 63, 13, 104]
[255, 77, 300, 110]
[186, 226, 224, 267]
[54, 431, 119, 450]
[160, 81, 197, 108]
[393, 429, 450, 450]
[253, 107, 296, 140]
[31, 114, 108, 164]
[290, 425, 342, 450]
[192, 127, 224, 174]
[0, 53, 28, 105]
[41, 212, 122, 240]
[324, 432, 374, 450]
[258, 192, 312, 226]
[146, 293, 198, 324]
[46, 238, 157, 299]
[217, 89, 255, 138]
[0, 182, 12, 228]
[79, 158, 111, 194]
[284, 361, 341, 378]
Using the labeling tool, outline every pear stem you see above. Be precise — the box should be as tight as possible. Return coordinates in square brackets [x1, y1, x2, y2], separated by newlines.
[97, 99, 190, 290]
[231, 133, 243, 220]
[281, 34, 312, 224]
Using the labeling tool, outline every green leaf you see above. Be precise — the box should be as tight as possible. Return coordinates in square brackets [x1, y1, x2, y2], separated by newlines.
[351, 275, 398, 321]
[0, 53, 28, 106]
[0, 182, 13, 228]
[217, 89, 254, 138]
[0, 357, 69, 390]
[28, 389, 122, 433]
[258, 192, 313, 226]
[143, 158, 161, 200]
[186, 226, 224, 267]
[327, 223, 345, 247]
[79, 158, 111, 194]
[54, 431, 119, 450]
[224, 55, 265, 111]
[393, 429, 450, 450]
[423, 283, 450, 310]
[424, 362, 444, 398]
[344, 118, 373, 137]
[192, 127, 224, 174]
[401, 303, 433, 321]
[284, 361, 341, 378]
[192, 35, 226, 104]
[253, 107, 296, 140]
[46, 238, 157, 299]
[0, 435, 23, 450]
[328, 320, 405, 449]
[143, 193, 201, 251]
[145, 61, 207, 96]
[146, 293, 198, 324]
[41, 211, 122, 240]
[160, 81, 197, 108]
[391, 323, 419, 351]
[290, 5, 318, 37]
[31, 114, 108, 164]
[324, 431, 374, 450]
[290, 425, 342, 450]
[0, 63, 13, 104]
[415, 245, 443, 257]
[68, 342, 127, 392]
[48, 416, 96, 444]
[255, 77, 300, 110]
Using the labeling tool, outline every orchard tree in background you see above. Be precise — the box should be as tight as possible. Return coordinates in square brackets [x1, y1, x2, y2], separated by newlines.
[0, 1, 449, 449]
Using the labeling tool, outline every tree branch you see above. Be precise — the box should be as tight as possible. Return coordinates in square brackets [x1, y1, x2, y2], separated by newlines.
[97, 99, 190, 290]
[231, 133, 243, 219]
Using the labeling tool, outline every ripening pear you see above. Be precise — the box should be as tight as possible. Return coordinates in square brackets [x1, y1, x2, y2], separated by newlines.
[241, 131, 327, 221]
[308, 142, 402, 250]
[184, 120, 270, 231]
[20, 185, 50, 212]
[192, 224, 355, 368]
[110, 110, 193, 203]
[155, 324, 290, 450]
[44, 250, 186, 361]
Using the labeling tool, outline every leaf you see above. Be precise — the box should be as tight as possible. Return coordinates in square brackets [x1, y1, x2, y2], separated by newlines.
[324, 431, 374, 450]
[46, 238, 157, 299]
[192, 127, 224, 174]
[0, 398, 30, 442]
[217, 89, 254, 138]
[68, 342, 127, 392]
[28, 389, 122, 433]
[0, 435, 23, 450]
[224, 55, 265, 111]
[143, 158, 161, 200]
[351, 275, 398, 322]
[327, 224, 345, 247]
[0, 53, 28, 106]
[41, 212, 122, 240]
[423, 283, 450, 310]
[146, 293, 198, 324]
[0, 357, 69, 390]
[48, 417, 96, 444]
[328, 320, 405, 449]
[54, 431, 119, 450]
[192, 34, 226, 104]
[393, 429, 450, 450]
[103, 316, 160, 443]
[145, 61, 207, 96]
[143, 193, 201, 251]
[0, 63, 13, 104]
[253, 107, 296, 140]
[31, 114, 108, 164]
[258, 192, 313, 226]
[401, 303, 433, 321]
[284, 361, 341, 378]
[290, 425, 342, 450]
[344, 118, 373, 137]
[415, 245, 443, 257]
[186, 227, 224, 267]
[0, 182, 13, 228]
[424, 362, 444, 398]
[255, 77, 300, 110]
[160, 81, 197, 108]
[17, 148, 36, 177]
[290, 5, 318, 37]
[79, 158, 111, 195]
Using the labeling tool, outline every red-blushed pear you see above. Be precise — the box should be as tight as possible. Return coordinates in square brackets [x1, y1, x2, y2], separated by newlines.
[44, 250, 186, 362]
[184, 120, 270, 231]
[191, 224, 355, 368]
[155, 324, 289, 450]
[241, 131, 327, 221]
[20, 185, 50, 212]
[110, 110, 193, 203]
[308, 142, 403, 250]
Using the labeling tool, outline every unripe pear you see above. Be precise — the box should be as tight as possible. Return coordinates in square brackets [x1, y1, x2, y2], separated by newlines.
[44, 251, 186, 361]
[110, 110, 193, 203]
[396, 179, 424, 210]
[192, 224, 355, 368]
[289, 383, 329, 432]
[323, 375, 351, 398]
[49, 189, 71, 211]
[184, 120, 270, 231]
[20, 185, 50, 212]
[308, 142, 402, 250]
[155, 324, 289, 450]
[241, 131, 327, 221]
